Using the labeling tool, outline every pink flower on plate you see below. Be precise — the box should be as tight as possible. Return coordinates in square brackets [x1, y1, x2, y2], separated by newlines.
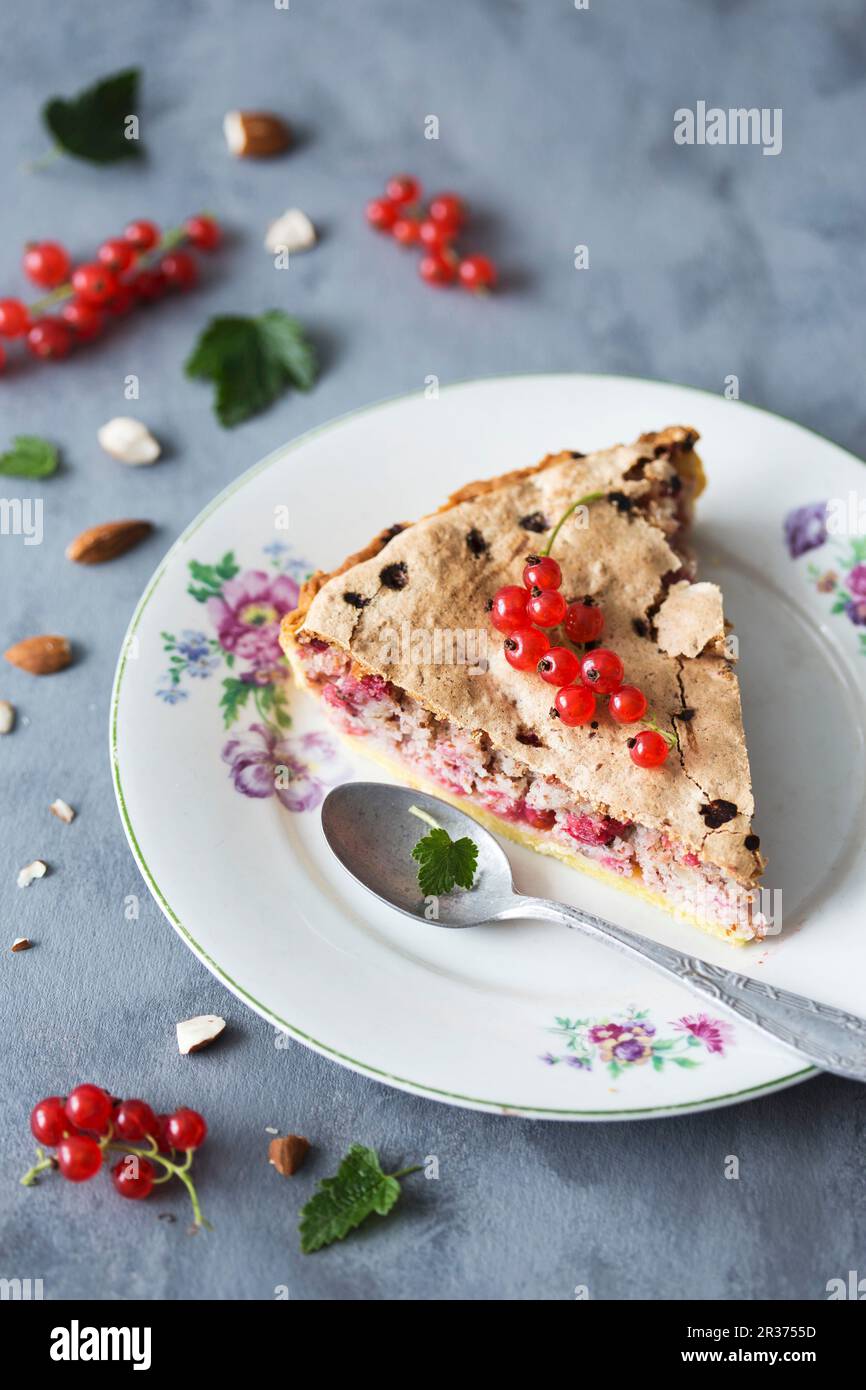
[848, 564, 866, 599]
[587, 1023, 624, 1043]
[672, 1013, 734, 1055]
[207, 569, 299, 673]
[222, 723, 341, 812]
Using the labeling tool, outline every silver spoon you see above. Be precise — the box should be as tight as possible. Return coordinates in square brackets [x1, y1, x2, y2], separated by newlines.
[321, 782, 866, 1084]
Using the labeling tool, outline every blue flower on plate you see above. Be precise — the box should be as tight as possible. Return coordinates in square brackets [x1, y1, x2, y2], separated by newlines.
[156, 686, 189, 705]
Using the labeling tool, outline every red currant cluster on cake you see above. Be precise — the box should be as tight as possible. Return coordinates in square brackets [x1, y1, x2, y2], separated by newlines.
[22, 1084, 209, 1229]
[0, 214, 221, 370]
[366, 174, 497, 292]
[487, 515, 675, 768]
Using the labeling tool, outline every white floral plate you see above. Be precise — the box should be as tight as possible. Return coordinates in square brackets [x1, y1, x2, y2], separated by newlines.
[110, 374, 866, 1120]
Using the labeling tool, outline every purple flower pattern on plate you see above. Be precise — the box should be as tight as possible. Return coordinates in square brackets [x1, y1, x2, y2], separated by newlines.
[785, 500, 866, 657]
[542, 1007, 733, 1078]
[157, 543, 343, 813]
[223, 724, 342, 812]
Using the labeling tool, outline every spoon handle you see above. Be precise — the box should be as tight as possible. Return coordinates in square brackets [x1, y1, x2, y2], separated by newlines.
[512, 896, 866, 1083]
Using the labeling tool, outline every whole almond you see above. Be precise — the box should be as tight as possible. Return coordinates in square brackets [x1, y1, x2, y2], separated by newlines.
[66, 519, 152, 565]
[5, 635, 71, 676]
[224, 109, 291, 158]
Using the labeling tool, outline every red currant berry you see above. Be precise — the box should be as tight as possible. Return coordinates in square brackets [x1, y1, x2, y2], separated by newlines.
[553, 684, 596, 726]
[57, 1134, 103, 1182]
[155, 1113, 174, 1153]
[132, 269, 168, 302]
[71, 262, 119, 305]
[504, 627, 550, 671]
[418, 218, 453, 250]
[524, 806, 556, 832]
[166, 1108, 207, 1150]
[490, 584, 529, 633]
[458, 254, 497, 292]
[30, 1096, 68, 1147]
[65, 1084, 112, 1133]
[365, 197, 398, 232]
[537, 646, 581, 686]
[385, 173, 421, 205]
[609, 685, 648, 724]
[113, 1098, 159, 1143]
[26, 317, 73, 360]
[184, 214, 221, 250]
[428, 193, 465, 230]
[61, 298, 104, 340]
[106, 283, 137, 315]
[97, 238, 137, 274]
[580, 648, 624, 695]
[0, 298, 30, 337]
[160, 250, 198, 290]
[392, 217, 421, 247]
[629, 729, 670, 768]
[527, 588, 568, 627]
[111, 1156, 156, 1200]
[418, 251, 457, 285]
[23, 241, 71, 289]
[522, 555, 561, 591]
[564, 599, 604, 644]
[124, 219, 161, 251]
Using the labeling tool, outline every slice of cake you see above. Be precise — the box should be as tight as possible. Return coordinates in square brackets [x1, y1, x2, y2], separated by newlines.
[280, 426, 767, 943]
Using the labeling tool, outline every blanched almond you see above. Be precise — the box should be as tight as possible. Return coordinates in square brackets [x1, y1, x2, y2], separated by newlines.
[0, 700, 15, 733]
[66, 519, 152, 565]
[5, 636, 71, 676]
[97, 417, 161, 466]
[17, 860, 47, 888]
[265, 208, 316, 255]
[176, 1014, 226, 1055]
[50, 798, 76, 824]
[224, 110, 291, 157]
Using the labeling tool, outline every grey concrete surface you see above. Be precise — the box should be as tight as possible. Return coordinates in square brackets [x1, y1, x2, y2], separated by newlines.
[1, 0, 864, 1301]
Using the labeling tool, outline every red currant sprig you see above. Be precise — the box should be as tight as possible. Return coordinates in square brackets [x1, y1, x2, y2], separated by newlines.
[484, 489, 676, 768]
[21, 1085, 210, 1230]
[0, 215, 222, 371]
[365, 173, 497, 293]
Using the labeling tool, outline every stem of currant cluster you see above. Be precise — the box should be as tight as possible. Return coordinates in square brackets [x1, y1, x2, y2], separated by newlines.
[26, 220, 196, 314]
[542, 491, 605, 558]
[20, 1138, 208, 1229]
[19, 1149, 54, 1186]
[642, 717, 677, 748]
[103, 1141, 207, 1227]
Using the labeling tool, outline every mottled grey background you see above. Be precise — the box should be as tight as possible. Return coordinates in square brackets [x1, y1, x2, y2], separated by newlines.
[1, 0, 864, 1301]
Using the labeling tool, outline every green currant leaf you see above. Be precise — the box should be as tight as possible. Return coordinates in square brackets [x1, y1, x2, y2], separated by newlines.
[411, 827, 478, 896]
[299, 1145, 403, 1254]
[185, 312, 318, 428]
[0, 435, 59, 478]
[42, 68, 144, 165]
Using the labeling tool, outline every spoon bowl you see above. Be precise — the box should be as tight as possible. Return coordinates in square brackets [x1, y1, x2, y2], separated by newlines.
[321, 781, 515, 928]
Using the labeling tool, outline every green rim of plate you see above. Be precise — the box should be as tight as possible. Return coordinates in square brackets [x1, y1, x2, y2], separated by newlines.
[109, 373, 818, 1118]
